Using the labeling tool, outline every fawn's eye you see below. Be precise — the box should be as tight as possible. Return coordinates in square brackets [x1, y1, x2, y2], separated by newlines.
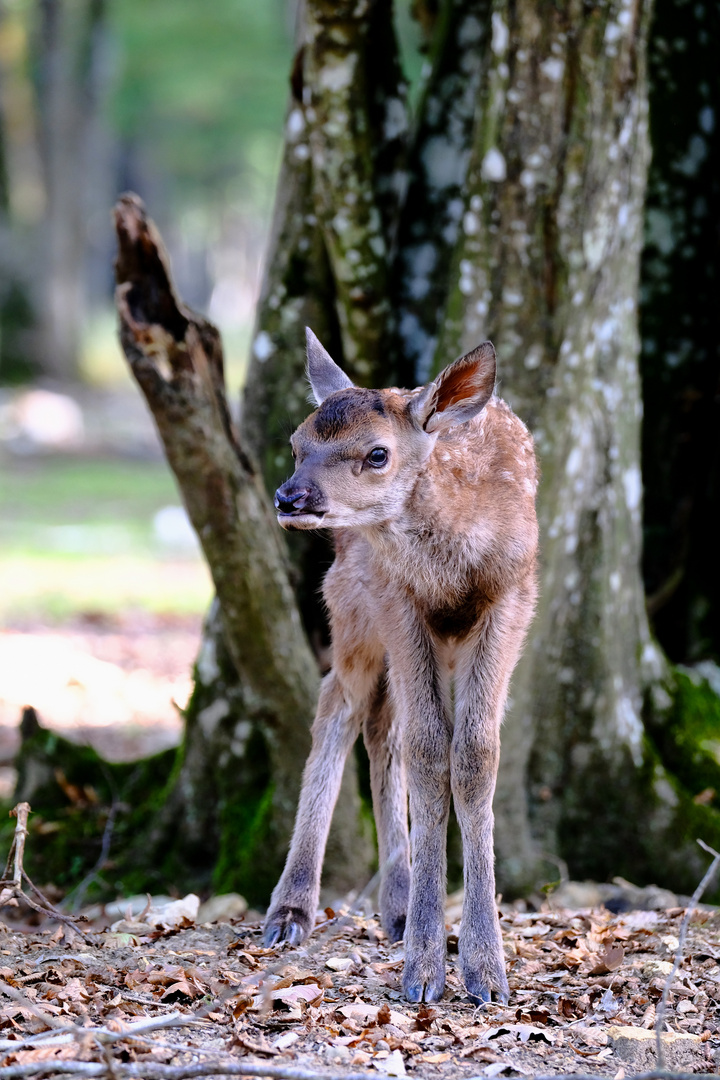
[367, 447, 389, 468]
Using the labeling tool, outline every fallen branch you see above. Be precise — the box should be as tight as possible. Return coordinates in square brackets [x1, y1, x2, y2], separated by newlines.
[4, 803, 29, 888]
[0, 1063, 717, 1080]
[63, 797, 119, 913]
[655, 838, 720, 1068]
[0, 805, 95, 945]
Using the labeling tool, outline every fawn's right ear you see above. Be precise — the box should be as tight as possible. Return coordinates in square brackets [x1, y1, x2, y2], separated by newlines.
[411, 342, 496, 433]
[306, 328, 355, 405]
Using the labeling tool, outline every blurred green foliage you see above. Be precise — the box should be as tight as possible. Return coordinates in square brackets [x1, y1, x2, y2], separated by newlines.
[109, 0, 293, 212]
[0, 457, 212, 618]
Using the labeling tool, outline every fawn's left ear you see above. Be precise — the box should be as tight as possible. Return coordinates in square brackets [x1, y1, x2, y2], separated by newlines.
[411, 342, 496, 433]
[306, 327, 355, 405]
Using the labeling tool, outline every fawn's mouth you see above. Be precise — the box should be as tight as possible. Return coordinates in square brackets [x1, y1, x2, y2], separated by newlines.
[277, 510, 326, 530]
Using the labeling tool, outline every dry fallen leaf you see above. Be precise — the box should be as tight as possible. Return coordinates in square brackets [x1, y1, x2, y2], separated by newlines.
[338, 1002, 411, 1031]
[589, 943, 625, 975]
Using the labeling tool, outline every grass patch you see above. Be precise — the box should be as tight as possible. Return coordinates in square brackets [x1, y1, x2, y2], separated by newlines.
[0, 455, 212, 619]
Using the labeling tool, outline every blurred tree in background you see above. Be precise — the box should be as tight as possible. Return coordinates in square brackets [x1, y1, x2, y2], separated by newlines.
[0, 0, 294, 381]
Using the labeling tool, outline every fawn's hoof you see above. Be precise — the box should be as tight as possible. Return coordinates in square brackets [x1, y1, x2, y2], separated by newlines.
[402, 949, 445, 1002]
[383, 912, 406, 944]
[403, 972, 446, 1003]
[263, 906, 312, 947]
[461, 957, 510, 1007]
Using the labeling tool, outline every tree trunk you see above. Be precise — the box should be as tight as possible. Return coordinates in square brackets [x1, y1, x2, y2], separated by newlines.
[34, 0, 109, 381]
[640, 0, 720, 666]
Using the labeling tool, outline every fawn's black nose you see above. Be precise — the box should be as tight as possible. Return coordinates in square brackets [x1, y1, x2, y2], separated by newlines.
[275, 484, 311, 513]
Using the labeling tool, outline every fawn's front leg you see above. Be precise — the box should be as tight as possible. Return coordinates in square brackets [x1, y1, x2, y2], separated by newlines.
[263, 671, 362, 946]
[451, 594, 530, 1003]
[391, 629, 452, 1003]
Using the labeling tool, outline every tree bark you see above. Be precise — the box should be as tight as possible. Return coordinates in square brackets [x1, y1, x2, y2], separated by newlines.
[640, 0, 720, 665]
[34, 0, 109, 380]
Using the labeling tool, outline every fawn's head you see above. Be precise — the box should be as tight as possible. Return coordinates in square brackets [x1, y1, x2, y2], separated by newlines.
[274, 329, 497, 531]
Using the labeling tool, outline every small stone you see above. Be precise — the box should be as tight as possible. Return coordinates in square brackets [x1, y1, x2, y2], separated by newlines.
[381, 1049, 407, 1076]
[324, 1044, 350, 1064]
[607, 1025, 703, 1071]
[642, 958, 674, 978]
[326, 956, 354, 972]
[197, 893, 248, 924]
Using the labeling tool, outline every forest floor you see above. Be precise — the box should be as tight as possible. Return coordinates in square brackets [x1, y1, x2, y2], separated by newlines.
[0, 888, 718, 1079]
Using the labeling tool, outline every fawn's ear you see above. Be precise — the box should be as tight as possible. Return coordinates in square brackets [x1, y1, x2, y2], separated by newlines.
[411, 342, 496, 433]
[306, 327, 355, 405]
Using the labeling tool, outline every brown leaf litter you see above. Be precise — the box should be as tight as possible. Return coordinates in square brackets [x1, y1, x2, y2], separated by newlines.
[0, 897, 718, 1078]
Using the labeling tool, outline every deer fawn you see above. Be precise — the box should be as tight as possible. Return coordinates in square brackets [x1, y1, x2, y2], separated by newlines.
[263, 328, 538, 1004]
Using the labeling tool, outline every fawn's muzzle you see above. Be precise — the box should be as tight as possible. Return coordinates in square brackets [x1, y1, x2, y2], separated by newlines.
[274, 481, 325, 517]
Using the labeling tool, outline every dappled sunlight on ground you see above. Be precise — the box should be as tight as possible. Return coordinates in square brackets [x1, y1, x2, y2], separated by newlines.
[0, 614, 203, 797]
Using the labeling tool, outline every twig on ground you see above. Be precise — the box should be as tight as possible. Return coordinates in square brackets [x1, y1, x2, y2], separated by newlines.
[64, 799, 119, 913]
[0, 978, 81, 1034]
[7, 804, 29, 889]
[655, 838, 720, 1069]
[0, 1064, 717, 1080]
[0, 803, 96, 945]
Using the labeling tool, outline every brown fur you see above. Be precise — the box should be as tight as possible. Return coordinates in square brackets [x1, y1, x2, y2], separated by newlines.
[264, 329, 538, 1005]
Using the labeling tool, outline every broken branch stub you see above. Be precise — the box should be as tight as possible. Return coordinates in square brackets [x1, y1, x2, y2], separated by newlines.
[113, 193, 319, 715]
